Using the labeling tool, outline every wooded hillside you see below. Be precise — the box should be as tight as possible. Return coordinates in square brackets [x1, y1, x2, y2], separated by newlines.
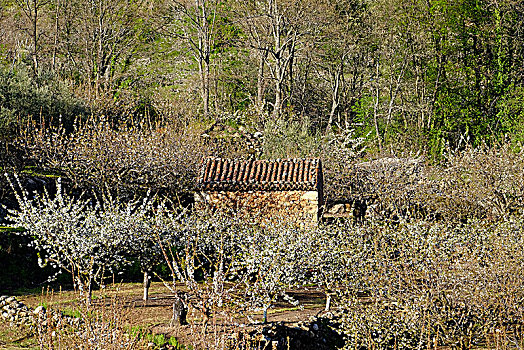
[1, 0, 523, 157]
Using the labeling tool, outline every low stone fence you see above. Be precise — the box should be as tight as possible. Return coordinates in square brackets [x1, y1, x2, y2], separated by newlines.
[0, 296, 35, 326]
[233, 310, 345, 350]
[0, 295, 80, 329]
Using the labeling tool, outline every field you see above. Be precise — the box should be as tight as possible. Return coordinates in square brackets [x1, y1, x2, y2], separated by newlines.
[0, 283, 331, 349]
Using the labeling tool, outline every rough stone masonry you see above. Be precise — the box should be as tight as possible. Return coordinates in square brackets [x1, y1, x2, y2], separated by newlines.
[0, 295, 79, 329]
[195, 158, 324, 224]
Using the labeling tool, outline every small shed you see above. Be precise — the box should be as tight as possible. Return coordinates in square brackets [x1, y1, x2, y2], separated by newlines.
[195, 158, 324, 223]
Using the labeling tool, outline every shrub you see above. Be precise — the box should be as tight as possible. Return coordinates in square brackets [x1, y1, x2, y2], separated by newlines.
[19, 116, 208, 198]
[262, 117, 323, 159]
[322, 142, 524, 223]
[429, 143, 524, 221]
[0, 66, 87, 137]
[337, 219, 524, 350]
[34, 297, 147, 349]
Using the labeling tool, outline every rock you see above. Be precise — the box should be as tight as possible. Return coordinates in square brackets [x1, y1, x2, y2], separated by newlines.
[33, 306, 46, 315]
[0, 295, 81, 329]
[327, 204, 345, 214]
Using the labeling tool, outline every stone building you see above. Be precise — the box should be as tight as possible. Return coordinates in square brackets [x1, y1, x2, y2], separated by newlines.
[195, 158, 324, 223]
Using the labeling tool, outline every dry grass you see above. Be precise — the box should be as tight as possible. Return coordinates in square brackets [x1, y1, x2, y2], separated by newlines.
[0, 321, 38, 349]
[3, 282, 325, 350]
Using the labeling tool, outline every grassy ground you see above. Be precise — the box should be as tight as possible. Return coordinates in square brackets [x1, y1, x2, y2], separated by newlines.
[0, 282, 326, 349]
[0, 322, 37, 349]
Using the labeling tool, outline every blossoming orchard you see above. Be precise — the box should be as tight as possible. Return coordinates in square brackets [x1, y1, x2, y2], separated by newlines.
[2, 0, 524, 345]
[6, 157, 524, 349]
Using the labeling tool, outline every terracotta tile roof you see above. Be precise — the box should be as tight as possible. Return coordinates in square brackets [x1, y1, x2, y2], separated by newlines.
[197, 158, 322, 191]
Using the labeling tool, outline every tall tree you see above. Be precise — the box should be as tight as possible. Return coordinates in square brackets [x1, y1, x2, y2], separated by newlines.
[237, 0, 324, 119]
[164, 0, 221, 117]
[14, 0, 50, 74]
[312, 0, 369, 132]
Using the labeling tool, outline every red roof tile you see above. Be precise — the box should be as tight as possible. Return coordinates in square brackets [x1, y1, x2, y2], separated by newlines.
[197, 158, 322, 191]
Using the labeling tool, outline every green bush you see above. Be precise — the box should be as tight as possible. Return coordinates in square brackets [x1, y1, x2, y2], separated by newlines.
[0, 65, 88, 137]
[262, 117, 323, 159]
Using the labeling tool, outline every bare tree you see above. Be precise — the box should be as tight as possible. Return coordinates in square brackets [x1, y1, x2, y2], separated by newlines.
[163, 0, 220, 117]
[237, 0, 322, 119]
[14, 0, 50, 74]
[54, 0, 150, 98]
[312, 0, 369, 133]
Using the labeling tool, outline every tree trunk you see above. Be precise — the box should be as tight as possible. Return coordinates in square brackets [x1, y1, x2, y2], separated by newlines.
[326, 65, 342, 134]
[256, 49, 268, 114]
[325, 293, 331, 312]
[31, 0, 39, 75]
[203, 60, 210, 116]
[271, 0, 282, 119]
[143, 270, 151, 301]
[384, 57, 407, 138]
[274, 75, 283, 119]
[87, 285, 92, 305]
[171, 297, 188, 326]
[373, 59, 382, 151]
[287, 42, 294, 107]
[52, 0, 60, 72]
[83, 274, 93, 306]
[198, 0, 211, 117]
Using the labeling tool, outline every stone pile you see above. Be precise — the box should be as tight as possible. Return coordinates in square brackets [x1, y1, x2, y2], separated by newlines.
[232, 310, 345, 350]
[0, 296, 35, 326]
[0, 295, 80, 329]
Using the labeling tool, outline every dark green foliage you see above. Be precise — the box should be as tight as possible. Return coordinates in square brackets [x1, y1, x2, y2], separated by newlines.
[0, 231, 70, 294]
[0, 66, 88, 136]
[421, 0, 524, 153]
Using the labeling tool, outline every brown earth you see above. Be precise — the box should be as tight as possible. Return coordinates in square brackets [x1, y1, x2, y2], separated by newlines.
[1, 282, 329, 349]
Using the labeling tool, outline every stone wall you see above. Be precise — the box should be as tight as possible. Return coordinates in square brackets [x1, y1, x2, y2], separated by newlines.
[195, 190, 320, 223]
[0, 295, 79, 328]
[237, 310, 345, 350]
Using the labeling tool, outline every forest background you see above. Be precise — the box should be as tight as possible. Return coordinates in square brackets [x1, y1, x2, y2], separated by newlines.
[1, 0, 523, 158]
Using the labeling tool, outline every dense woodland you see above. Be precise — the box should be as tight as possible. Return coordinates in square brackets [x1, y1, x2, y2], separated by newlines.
[1, 0, 524, 155]
[2, 1, 524, 349]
